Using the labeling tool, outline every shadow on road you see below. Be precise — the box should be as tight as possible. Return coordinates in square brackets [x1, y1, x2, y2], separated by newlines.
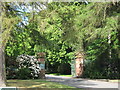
[45, 75, 118, 89]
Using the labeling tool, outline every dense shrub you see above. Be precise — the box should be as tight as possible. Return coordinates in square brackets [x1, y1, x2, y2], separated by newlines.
[57, 63, 71, 75]
[82, 39, 120, 79]
[83, 59, 119, 79]
[6, 55, 41, 79]
[16, 55, 41, 79]
[17, 68, 32, 79]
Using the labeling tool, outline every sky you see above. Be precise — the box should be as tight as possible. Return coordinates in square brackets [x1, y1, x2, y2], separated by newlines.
[14, 2, 47, 26]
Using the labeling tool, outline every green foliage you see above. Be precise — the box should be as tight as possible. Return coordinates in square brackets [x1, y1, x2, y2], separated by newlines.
[17, 68, 32, 79]
[36, 3, 76, 74]
[86, 39, 108, 61]
[83, 31, 120, 79]
[5, 27, 34, 57]
[4, 2, 120, 78]
[0, 3, 20, 49]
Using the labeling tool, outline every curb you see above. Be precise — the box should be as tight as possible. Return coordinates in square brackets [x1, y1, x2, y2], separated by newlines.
[87, 79, 119, 83]
[72, 77, 119, 83]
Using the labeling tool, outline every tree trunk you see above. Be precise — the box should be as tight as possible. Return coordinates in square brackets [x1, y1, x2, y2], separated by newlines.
[0, 46, 6, 87]
[0, 2, 6, 87]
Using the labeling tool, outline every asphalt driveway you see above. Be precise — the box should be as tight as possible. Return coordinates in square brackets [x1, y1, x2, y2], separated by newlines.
[45, 75, 119, 89]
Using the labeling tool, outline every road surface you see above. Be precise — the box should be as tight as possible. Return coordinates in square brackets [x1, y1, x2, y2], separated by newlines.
[45, 75, 119, 89]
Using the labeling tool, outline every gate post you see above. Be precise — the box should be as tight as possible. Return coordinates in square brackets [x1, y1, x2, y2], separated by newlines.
[71, 52, 84, 78]
[75, 52, 84, 78]
[37, 52, 45, 79]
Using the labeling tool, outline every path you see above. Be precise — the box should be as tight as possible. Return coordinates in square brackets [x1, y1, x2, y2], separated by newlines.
[45, 75, 119, 89]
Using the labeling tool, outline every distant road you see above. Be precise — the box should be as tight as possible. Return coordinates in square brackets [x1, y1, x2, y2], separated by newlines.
[45, 75, 119, 89]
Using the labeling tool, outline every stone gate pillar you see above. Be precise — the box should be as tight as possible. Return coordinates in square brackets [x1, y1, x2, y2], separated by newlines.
[75, 52, 84, 78]
[37, 52, 45, 79]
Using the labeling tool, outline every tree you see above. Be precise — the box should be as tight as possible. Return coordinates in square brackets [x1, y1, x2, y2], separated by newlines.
[0, 2, 19, 86]
[0, 2, 35, 85]
[2, 1, 120, 82]
[5, 2, 51, 79]
[73, 2, 120, 78]
[36, 2, 120, 77]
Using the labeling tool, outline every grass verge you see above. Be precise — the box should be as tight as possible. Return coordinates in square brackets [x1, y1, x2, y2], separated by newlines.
[7, 79, 75, 88]
[109, 80, 120, 83]
[47, 73, 72, 77]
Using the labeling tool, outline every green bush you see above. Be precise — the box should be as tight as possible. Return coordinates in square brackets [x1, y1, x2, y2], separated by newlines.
[57, 63, 71, 75]
[17, 68, 32, 79]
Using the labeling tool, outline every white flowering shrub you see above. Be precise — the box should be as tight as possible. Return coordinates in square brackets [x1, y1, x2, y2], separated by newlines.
[16, 54, 41, 79]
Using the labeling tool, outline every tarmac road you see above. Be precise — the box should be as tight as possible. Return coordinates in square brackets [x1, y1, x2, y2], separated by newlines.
[45, 75, 119, 90]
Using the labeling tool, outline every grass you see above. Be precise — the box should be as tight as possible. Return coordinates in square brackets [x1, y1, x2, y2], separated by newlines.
[47, 73, 72, 77]
[7, 79, 75, 88]
[109, 80, 120, 83]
